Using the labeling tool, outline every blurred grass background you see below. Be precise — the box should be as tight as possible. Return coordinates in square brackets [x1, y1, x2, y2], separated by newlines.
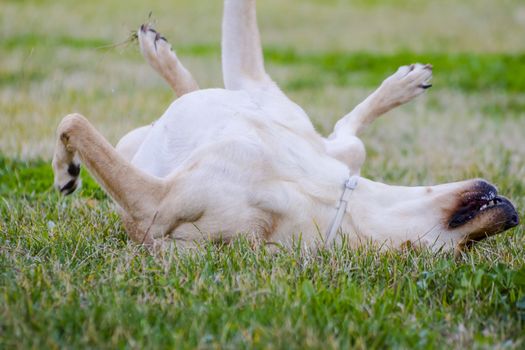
[1, 0, 525, 348]
[2, 0, 525, 166]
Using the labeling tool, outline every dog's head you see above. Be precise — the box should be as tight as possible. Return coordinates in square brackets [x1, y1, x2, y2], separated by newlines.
[444, 180, 519, 252]
[346, 178, 519, 253]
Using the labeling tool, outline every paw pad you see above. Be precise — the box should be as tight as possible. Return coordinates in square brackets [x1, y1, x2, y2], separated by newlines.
[67, 163, 80, 177]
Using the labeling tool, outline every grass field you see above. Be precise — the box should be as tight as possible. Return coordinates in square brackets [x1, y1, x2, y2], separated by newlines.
[1, 0, 525, 348]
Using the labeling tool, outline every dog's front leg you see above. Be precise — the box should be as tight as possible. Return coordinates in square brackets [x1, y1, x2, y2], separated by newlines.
[138, 25, 199, 96]
[325, 64, 432, 172]
[332, 64, 432, 137]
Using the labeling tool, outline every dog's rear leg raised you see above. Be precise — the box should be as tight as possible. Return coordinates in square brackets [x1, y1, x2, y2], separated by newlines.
[139, 24, 199, 96]
[222, 0, 280, 92]
[325, 64, 432, 173]
[53, 114, 208, 251]
[52, 114, 169, 243]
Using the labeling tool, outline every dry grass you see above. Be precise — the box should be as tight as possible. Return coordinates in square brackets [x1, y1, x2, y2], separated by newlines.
[1, 0, 525, 159]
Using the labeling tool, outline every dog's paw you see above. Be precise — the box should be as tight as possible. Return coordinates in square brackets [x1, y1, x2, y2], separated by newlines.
[380, 63, 433, 106]
[138, 24, 178, 71]
[396, 63, 433, 89]
[52, 157, 81, 196]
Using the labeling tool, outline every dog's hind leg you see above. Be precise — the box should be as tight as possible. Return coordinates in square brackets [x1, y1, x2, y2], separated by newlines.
[222, 0, 280, 92]
[52, 114, 209, 247]
[324, 64, 432, 173]
[52, 114, 167, 228]
[138, 24, 199, 97]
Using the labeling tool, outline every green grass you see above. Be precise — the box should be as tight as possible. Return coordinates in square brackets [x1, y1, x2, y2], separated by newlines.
[1, 161, 524, 349]
[1, 162, 525, 349]
[4, 32, 525, 92]
[2, 0, 525, 348]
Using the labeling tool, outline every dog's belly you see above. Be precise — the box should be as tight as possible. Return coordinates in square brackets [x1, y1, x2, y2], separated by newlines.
[126, 89, 349, 244]
[130, 88, 319, 178]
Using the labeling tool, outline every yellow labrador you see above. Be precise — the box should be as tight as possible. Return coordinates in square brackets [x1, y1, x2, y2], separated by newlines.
[53, 0, 518, 254]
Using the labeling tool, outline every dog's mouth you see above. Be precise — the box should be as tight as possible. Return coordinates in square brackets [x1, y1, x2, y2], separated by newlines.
[448, 181, 519, 248]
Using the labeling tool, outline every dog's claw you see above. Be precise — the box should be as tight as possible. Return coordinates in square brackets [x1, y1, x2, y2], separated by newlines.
[140, 25, 164, 50]
[420, 83, 432, 89]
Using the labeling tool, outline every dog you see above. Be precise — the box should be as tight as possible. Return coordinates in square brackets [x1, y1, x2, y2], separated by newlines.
[52, 0, 519, 254]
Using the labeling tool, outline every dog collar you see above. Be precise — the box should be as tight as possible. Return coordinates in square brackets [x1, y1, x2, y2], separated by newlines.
[324, 175, 359, 247]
